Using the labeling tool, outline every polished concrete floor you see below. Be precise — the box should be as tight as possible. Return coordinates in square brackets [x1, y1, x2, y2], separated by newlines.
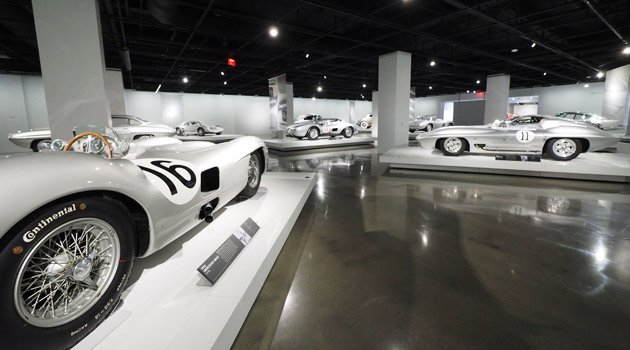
[233, 147, 630, 350]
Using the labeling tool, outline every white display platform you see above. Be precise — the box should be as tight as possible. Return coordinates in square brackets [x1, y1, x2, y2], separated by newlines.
[75, 172, 316, 350]
[264, 135, 376, 151]
[176, 134, 242, 143]
[357, 128, 372, 133]
[380, 146, 630, 182]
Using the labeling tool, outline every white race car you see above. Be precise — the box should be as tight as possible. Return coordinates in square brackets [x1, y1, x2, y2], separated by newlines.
[8, 115, 175, 152]
[409, 115, 453, 132]
[176, 121, 224, 136]
[0, 125, 267, 349]
[356, 113, 373, 129]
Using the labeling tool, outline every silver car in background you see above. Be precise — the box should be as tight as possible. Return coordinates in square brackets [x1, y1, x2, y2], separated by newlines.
[8, 115, 175, 152]
[416, 115, 620, 161]
[409, 115, 453, 132]
[286, 114, 356, 140]
[356, 113, 373, 129]
[554, 112, 622, 130]
[176, 121, 224, 136]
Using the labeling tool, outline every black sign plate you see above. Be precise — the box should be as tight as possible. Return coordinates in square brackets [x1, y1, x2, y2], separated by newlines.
[495, 154, 541, 162]
[197, 218, 260, 285]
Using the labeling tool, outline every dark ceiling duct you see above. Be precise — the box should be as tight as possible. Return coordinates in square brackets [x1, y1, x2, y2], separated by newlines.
[147, 0, 179, 25]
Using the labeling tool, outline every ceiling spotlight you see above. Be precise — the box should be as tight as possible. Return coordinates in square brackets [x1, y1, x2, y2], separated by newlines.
[473, 90, 476, 93]
[531, 42, 536, 48]
[361, 94, 365, 99]
[543, 72, 547, 76]
[323, 75, 327, 79]
[430, 60, 436, 67]
[476, 80, 480, 84]
[220, 71, 225, 76]
[223, 81, 227, 85]
[269, 27, 279, 38]
[511, 48, 519, 53]
[317, 86, 322, 92]
[429, 86, 433, 90]
[362, 83, 366, 88]
[466, 90, 470, 93]
[305, 53, 310, 58]
[182, 77, 189, 83]
[312, 97, 316, 101]
[596, 71, 604, 79]
[623, 46, 630, 55]
[584, 84, 590, 88]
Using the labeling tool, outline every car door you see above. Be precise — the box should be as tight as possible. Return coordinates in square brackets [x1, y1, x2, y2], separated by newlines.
[503, 116, 545, 151]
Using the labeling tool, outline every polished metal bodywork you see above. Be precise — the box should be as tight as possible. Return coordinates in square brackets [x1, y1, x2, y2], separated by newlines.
[8, 115, 175, 150]
[409, 115, 453, 132]
[176, 121, 224, 136]
[416, 115, 620, 155]
[356, 114, 373, 129]
[286, 115, 356, 139]
[0, 135, 268, 258]
[555, 112, 622, 130]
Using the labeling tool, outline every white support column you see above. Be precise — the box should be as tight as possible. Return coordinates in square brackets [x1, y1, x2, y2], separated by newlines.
[286, 82, 294, 126]
[371, 91, 378, 138]
[105, 69, 127, 115]
[483, 74, 510, 124]
[601, 64, 630, 135]
[32, 0, 111, 140]
[377, 51, 412, 154]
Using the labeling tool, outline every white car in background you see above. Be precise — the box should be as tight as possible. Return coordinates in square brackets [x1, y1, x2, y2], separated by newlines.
[8, 115, 175, 152]
[409, 115, 453, 132]
[356, 113, 373, 129]
[176, 121, 224, 136]
[554, 112, 622, 130]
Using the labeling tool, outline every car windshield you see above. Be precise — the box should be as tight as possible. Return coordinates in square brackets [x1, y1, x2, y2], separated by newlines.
[511, 116, 543, 124]
[67, 125, 130, 158]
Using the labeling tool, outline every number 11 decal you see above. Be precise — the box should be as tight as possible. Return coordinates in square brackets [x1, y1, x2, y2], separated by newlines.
[515, 131, 535, 143]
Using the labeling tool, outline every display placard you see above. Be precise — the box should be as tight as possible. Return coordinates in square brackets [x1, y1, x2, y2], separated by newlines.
[495, 154, 541, 162]
[197, 218, 260, 285]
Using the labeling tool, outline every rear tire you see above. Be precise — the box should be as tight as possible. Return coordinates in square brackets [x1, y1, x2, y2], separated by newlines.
[0, 197, 135, 349]
[425, 124, 433, 132]
[342, 127, 354, 138]
[239, 152, 262, 198]
[197, 128, 205, 136]
[175, 128, 183, 136]
[545, 138, 581, 161]
[439, 137, 466, 156]
[307, 127, 320, 140]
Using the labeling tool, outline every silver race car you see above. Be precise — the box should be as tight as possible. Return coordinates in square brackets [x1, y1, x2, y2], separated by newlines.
[0, 125, 267, 349]
[286, 115, 356, 140]
[8, 115, 176, 152]
[176, 121, 224, 136]
[416, 115, 620, 161]
[554, 112, 622, 130]
[409, 115, 453, 132]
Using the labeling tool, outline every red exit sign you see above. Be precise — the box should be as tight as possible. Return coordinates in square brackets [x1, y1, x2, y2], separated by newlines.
[228, 58, 236, 67]
[476, 91, 484, 97]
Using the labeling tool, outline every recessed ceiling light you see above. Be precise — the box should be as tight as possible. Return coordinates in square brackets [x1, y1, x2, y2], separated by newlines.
[623, 46, 630, 54]
[584, 84, 590, 88]
[182, 77, 188, 83]
[596, 71, 604, 79]
[511, 48, 519, 53]
[220, 71, 225, 76]
[543, 72, 547, 76]
[312, 97, 316, 100]
[269, 27, 278, 38]
[324, 75, 327, 79]
[430, 60, 436, 67]
[317, 86, 322, 92]
[476, 80, 480, 84]
[473, 90, 476, 93]
[466, 90, 470, 93]
[223, 81, 227, 85]
[531, 42, 536, 48]
[429, 86, 433, 90]
[305, 53, 309, 58]
[362, 83, 366, 88]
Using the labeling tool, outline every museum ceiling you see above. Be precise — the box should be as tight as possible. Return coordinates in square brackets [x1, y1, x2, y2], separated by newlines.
[0, 0, 629, 99]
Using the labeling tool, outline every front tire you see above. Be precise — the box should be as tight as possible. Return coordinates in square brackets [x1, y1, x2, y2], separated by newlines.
[342, 127, 354, 138]
[197, 128, 205, 136]
[545, 138, 581, 161]
[425, 124, 433, 132]
[439, 137, 466, 156]
[0, 197, 135, 349]
[307, 127, 320, 140]
[360, 121, 369, 129]
[176, 128, 183, 136]
[239, 152, 262, 198]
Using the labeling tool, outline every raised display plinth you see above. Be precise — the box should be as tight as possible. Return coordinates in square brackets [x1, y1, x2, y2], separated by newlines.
[264, 135, 376, 151]
[75, 172, 316, 350]
[380, 146, 630, 183]
[176, 134, 242, 143]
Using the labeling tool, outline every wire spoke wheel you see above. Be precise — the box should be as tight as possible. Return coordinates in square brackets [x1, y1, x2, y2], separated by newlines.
[14, 218, 120, 328]
[248, 154, 260, 188]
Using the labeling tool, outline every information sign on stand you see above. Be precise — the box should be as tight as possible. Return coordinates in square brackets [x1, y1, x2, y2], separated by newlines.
[197, 218, 260, 285]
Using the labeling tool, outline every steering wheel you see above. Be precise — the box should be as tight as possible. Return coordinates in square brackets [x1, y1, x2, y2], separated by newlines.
[63, 132, 113, 158]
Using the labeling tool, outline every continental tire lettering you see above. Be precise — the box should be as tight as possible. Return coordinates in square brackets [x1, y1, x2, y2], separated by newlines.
[116, 274, 127, 292]
[23, 204, 77, 243]
[71, 323, 88, 336]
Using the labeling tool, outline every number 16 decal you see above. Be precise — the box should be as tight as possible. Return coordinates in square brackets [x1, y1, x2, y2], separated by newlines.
[135, 159, 199, 204]
[515, 131, 535, 143]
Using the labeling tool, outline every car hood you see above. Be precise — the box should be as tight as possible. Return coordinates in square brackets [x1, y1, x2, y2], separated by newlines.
[288, 121, 315, 128]
[417, 125, 489, 138]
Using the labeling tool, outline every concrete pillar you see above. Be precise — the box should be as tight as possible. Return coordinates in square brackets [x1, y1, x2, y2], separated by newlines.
[371, 91, 378, 138]
[601, 64, 630, 135]
[286, 82, 294, 125]
[32, 0, 111, 140]
[483, 74, 510, 124]
[377, 51, 412, 154]
[409, 87, 416, 120]
[349, 101, 356, 123]
[105, 69, 127, 115]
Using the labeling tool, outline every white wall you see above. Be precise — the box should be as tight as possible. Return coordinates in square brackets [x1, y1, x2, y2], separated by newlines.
[513, 103, 538, 115]
[0, 75, 30, 153]
[22, 75, 48, 128]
